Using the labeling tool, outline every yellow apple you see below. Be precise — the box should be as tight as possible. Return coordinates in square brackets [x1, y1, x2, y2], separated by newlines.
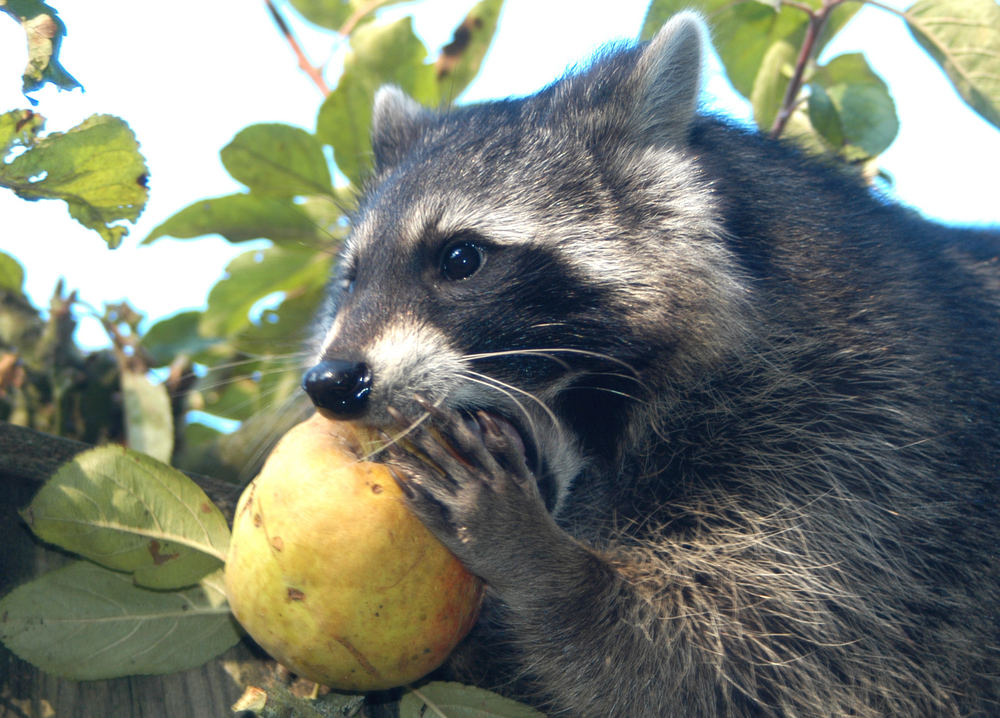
[224, 413, 484, 692]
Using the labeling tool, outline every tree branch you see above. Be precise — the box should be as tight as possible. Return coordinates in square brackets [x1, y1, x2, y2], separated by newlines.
[266, 0, 331, 96]
[769, 0, 854, 139]
[770, 12, 823, 138]
[338, 0, 388, 37]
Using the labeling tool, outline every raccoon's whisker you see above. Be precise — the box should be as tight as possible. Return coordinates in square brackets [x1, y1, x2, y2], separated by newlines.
[236, 392, 314, 480]
[459, 373, 543, 468]
[578, 370, 655, 400]
[465, 349, 573, 372]
[359, 410, 432, 463]
[185, 365, 304, 398]
[565, 383, 644, 403]
[460, 369, 559, 429]
[458, 370, 558, 463]
[175, 352, 311, 388]
[204, 350, 312, 369]
[464, 347, 643, 381]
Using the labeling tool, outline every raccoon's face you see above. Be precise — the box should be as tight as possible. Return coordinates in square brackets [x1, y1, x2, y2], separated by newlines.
[305, 169, 628, 506]
[304, 44, 748, 505]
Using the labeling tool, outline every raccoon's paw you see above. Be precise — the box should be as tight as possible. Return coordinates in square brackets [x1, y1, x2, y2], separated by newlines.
[379, 398, 553, 585]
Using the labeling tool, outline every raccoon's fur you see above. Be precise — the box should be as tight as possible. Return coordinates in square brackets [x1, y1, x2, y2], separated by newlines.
[303, 13, 1000, 717]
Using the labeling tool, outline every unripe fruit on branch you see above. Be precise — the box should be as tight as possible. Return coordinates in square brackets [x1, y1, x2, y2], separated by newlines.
[224, 413, 484, 691]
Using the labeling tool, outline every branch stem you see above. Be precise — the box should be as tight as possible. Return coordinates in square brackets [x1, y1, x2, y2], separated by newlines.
[265, 0, 330, 96]
[769, 0, 852, 139]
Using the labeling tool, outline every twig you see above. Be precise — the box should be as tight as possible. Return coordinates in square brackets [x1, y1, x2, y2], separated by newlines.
[266, 0, 331, 96]
[770, 13, 822, 138]
[338, 0, 388, 37]
[769, 0, 852, 139]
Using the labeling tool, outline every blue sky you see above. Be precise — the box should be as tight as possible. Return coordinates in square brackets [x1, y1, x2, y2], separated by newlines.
[1, 0, 998, 350]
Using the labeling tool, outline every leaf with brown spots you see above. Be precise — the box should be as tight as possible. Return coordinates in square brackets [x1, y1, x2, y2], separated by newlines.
[434, 0, 504, 102]
[20, 445, 230, 589]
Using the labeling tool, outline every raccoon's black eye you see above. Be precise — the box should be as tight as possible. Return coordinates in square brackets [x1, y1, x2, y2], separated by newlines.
[440, 240, 484, 281]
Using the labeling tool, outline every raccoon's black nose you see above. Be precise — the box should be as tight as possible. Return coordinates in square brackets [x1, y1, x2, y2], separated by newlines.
[302, 360, 373, 417]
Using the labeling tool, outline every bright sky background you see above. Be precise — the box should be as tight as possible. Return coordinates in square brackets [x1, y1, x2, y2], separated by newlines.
[2, 0, 998, 350]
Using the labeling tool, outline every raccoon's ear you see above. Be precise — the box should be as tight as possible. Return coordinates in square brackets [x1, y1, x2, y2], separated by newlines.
[630, 12, 706, 147]
[371, 85, 431, 170]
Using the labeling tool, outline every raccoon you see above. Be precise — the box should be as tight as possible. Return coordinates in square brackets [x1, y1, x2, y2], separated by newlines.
[301, 13, 1000, 717]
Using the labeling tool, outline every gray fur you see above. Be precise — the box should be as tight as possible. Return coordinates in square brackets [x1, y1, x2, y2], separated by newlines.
[311, 13, 1000, 716]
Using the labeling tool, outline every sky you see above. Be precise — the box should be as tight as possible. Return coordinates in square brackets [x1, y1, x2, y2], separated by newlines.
[1, 0, 998, 351]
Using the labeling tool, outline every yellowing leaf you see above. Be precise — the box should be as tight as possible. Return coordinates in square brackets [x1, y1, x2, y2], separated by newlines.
[0, 109, 44, 156]
[0, 114, 149, 248]
[21, 445, 229, 589]
[0, 562, 240, 680]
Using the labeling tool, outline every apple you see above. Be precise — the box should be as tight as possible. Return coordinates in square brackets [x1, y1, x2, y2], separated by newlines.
[224, 413, 484, 691]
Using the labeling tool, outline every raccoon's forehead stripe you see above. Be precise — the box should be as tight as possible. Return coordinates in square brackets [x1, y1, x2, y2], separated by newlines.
[348, 194, 550, 256]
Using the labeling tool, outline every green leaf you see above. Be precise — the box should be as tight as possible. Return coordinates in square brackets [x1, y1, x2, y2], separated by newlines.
[141, 310, 226, 367]
[286, 0, 403, 31]
[286, 0, 356, 29]
[220, 123, 333, 198]
[316, 17, 436, 185]
[400, 682, 546, 718]
[905, 0, 1000, 130]
[0, 114, 149, 248]
[192, 364, 269, 422]
[0, 562, 240, 680]
[21, 445, 229, 589]
[0, 0, 82, 94]
[143, 192, 329, 245]
[808, 53, 899, 158]
[201, 245, 334, 339]
[232, 281, 327, 355]
[434, 0, 505, 102]
[807, 82, 843, 148]
[299, 190, 356, 242]
[0, 250, 26, 293]
[121, 369, 174, 464]
[750, 39, 797, 130]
